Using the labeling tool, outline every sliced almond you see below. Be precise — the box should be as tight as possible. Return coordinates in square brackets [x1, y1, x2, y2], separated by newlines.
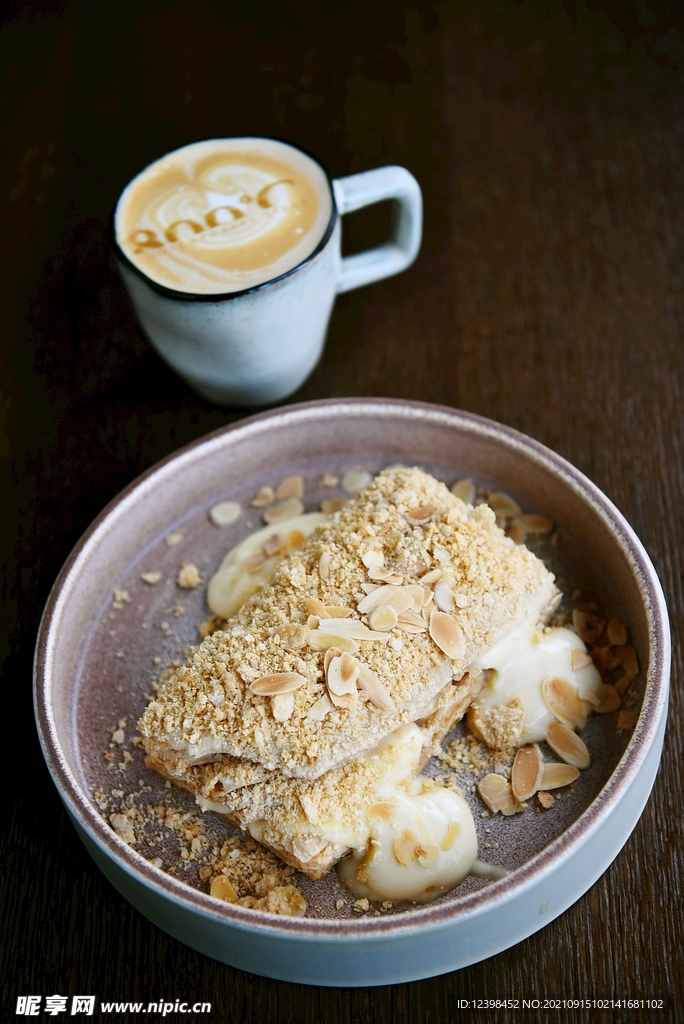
[595, 683, 621, 714]
[505, 524, 526, 544]
[140, 572, 162, 585]
[324, 646, 343, 673]
[308, 632, 359, 654]
[318, 551, 330, 581]
[451, 478, 475, 504]
[546, 721, 591, 769]
[321, 498, 347, 515]
[572, 609, 605, 644]
[511, 744, 544, 801]
[250, 672, 307, 696]
[571, 648, 593, 671]
[368, 566, 393, 581]
[262, 532, 287, 557]
[326, 655, 357, 697]
[433, 579, 455, 612]
[397, 609, 428, 629]
[515, 513, 553, 534]
[314, 617, 390, 641]
[406, 502, 439, 526]
[361, 550, 384, 569]
[617, 709, 638, 730]
[578, 682, 601, 707]
[276, 474, 304, 499]
[210, 875, 239, 902]
[306, 597, 330, 619]
[429, 610, 466, 660]
[307, 693, 332, 721]
[243, 551, 268, 573]
[306, 615, 319, 629]
[339, 651, 360, 687]
[251, 485, 275, 507]
[615, 644, 639, 679]
[420, 568, 443, 585]
[615, 675, 631, 696]
[393, 831, 418, 866]
[208, 500, 241, 527]
[591, 646, 612, 675]
[542, 676, 587, 731]
[477, 774, 521, 815]
[369, 604, 399, 631]
[360, 583, 380, 594]
[341, 469, 373, 494]
[404, 584, 427, 611]
[357, 663, 395, 710]
[367, 800, 397, 820]
[441, 822, 461, 850]
[539, 763, 579, 791]
[357, 585, 407, 614]
[606, 618, 627, 646]
[263, 497, 305, 524]
[487, 491, 521, 517]
[326, 606, 354, 618]
[396, 620, 427, 634]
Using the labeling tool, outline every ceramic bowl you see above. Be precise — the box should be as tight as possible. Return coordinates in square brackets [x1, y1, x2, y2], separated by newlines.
[34, 399, 670, 986]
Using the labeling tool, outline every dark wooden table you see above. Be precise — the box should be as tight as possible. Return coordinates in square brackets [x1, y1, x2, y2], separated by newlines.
[2, 2, 682, 1021]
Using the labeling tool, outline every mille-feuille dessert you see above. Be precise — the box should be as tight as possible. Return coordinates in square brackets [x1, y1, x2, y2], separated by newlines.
[139, 467, 559, 898]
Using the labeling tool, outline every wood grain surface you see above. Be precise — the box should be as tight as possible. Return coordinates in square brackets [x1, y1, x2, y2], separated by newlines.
[1, 1, 682, 1021]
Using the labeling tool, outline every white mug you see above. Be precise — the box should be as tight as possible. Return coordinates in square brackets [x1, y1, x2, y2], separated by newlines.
[112, 138, 422, 407]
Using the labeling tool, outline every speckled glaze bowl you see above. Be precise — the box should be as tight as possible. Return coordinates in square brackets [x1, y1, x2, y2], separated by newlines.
[34, 399, 670, 986]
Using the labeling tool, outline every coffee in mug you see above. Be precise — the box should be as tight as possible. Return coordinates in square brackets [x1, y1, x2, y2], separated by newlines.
[116, 139, 333, 295]
[113, 137, 422, 406]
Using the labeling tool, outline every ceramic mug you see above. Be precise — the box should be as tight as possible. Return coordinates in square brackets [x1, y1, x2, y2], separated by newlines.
[112, 138, 422, 407]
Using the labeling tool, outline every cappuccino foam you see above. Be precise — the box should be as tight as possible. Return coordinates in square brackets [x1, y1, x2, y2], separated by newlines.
[115, 139, 333, 295]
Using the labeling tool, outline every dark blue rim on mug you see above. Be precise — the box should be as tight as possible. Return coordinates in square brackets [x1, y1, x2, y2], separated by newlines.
[109, 136, 340, 304]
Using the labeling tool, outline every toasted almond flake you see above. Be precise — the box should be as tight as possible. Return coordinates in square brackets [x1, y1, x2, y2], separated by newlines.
[319, 473, 339, 487]
[537, 790, 554, 809]
[326, 655, 357, 697]
[571, 648, 593, 671]
[420, 568, 443, 585]
[321, 498, 348, 515]
[251, 485, 275, 507]
[210, 875, 239, 902]
[572, 609, 605, 644]
[406, 502, 439, 525]
[177, 563, 201, 589]
[403, 584, 427, 611]
[362, 550, 384, 569]
[451, 478, 476, 504]
[323, 646, 343, 673]
[271, 692, 295, 722]
[243, 551, 268, 573]
[306, 597, 330, 619]
[393, 831, 418, 866]
[263, 497, 305, 524]
[511, 744, 544, 801]
[325, 606, 354, 618]
[546, 721, 591, 769]
[318, 551, 330, 581]
[617, 709, 638, 730]
[358, 584, 405, 614]
[433, 579, 455, 613]
[165, 531, 183, 547]
[515, 513, 553, 534]
[477, 775, 522, 815]
[487, 491, 521, 517]
[306, 615, 319, 629]
[307, 632, 359, 654]
[368, 604, 399, 631]
[591, 646, 612, 675]
[250, 672, 307, 696]
[140, 572, 162, 585]
[357, 663, 395, 710]
[367, 566, 392, 581]
[615, 675, 631, 696]
[607, 618, 627, 646]
[505, 524, 526, 544]
[396, 620, 427, 634]
[368, 800, 397, 820]
[208, 500, 241, 527]
[307, 693, 332, 722]
[542, 676, 587, 731]
[397, 609, 428, 629]
[578, 682, 601, 707]
[595, 683, 621, 714]
[313, 617, 390, 641]
[441, 821, 461, 850]
[341, 469, 373, 494]
[360, 583, 380, 594]
[429, 610, 465, 660]
[615, 644, 639, 679]
[339, 651, 360, 687]
[539, 763, 579, 790]
[276, 474, 304, 499]
[262, 532, 287, 557]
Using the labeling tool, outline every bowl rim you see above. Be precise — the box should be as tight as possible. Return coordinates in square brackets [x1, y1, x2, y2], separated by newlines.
[34, 397, 671, 941]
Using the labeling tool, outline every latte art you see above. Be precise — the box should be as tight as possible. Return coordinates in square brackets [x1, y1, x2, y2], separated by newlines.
[116, 139, 333, 294]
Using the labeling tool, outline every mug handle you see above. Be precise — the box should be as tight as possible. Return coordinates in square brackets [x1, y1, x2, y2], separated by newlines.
[332, 166, 423, 294]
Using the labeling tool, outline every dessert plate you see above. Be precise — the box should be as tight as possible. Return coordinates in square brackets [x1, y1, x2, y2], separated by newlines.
[34, 399, 670, 986]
